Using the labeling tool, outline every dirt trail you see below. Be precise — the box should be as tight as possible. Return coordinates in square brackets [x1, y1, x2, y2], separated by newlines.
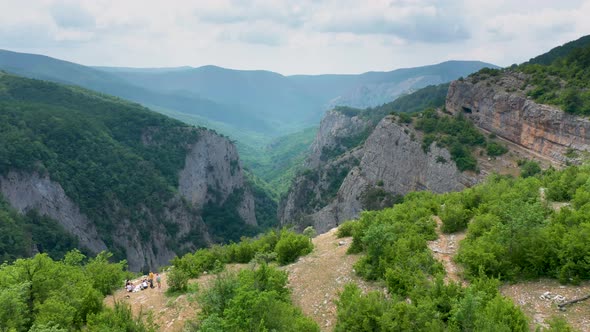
[104, 265, 245, 331]
[283, 227, 382, 331]
[105, 228, 377, 331]
[105, 273, 195, 331]
[427, 216, 467, 285]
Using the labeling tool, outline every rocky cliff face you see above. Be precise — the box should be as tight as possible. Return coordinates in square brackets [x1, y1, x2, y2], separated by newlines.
[305, 110, 370, 169]
[280, 114, 479, 233]
[0, 128, 256, 271]
[179, 131, 256, 225]
[278, 110, 369, 227]
[0, 172, 108, 253]
[446, 72, 590, 163]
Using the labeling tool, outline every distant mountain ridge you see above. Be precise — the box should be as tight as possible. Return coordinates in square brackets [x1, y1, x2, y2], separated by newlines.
[0, 49, 496, 139]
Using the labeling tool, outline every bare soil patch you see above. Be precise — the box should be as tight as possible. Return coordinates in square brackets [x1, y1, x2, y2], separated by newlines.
[283, 227, 383, 332]
[104, 264, 247, 331]
[501, 279, 590, 331]
[427, 216, 467, 285]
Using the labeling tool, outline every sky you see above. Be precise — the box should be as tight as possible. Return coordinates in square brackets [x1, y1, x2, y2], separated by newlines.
[1, 0, 589, 75]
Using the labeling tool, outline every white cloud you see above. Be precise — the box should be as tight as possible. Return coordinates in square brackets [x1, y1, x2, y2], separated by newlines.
[0, 0, 588, 74]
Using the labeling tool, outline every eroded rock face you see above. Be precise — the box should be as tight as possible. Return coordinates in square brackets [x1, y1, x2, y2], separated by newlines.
[279, 148, 363, 226]
[446, 73, 590, 163]
[0, 128, 256, 271]
[179, 130, 256, 225]
[280, 114, 479, 233]
[306, 117, 478, 233]
[305, 110, 370, 169]
[0, 171, 108, 253]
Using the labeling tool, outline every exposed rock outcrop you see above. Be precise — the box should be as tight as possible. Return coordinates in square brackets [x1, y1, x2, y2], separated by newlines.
[305, 110, 370, 169]
[179, 130, 256, 225]
[280, 115, 479, 233]
[0, 171, 108, 253]
[0, 129, 256, 271]
[446, 72, 590, 164]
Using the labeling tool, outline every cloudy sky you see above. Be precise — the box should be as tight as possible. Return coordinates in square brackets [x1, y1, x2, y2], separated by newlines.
[1, 0, 589, 75]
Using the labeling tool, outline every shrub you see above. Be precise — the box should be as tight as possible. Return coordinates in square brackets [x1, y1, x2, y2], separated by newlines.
[486, 141, 508, 156]
[274, 230, 313, 265]
[199, 272, 240, 316]
[337, 220, 357, 238]
[86, 302, 157, 332]
[167, 267, 189, 293]
[195, 265, 319, 331]
[520, 161, 541, 178]
[440, 203, 472, 233]
[303, 226, 316, 239]
[334, 284, 388, 332]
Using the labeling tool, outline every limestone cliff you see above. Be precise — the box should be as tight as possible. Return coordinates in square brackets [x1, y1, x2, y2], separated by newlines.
[0, 172, 108, 253]
[280, 115, 479, 232]
[304, 110, 370, 169]
[446, 72, 590, 164]
[178, 131, 256, 225]
[0, 128, 256, 271]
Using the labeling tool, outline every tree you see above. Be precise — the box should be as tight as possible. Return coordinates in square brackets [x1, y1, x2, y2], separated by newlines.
[303, 226, 316, 241]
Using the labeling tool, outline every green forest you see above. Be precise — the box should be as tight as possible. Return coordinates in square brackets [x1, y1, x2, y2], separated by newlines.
[0, 72, 203, 258]
[0, 72, 277, 262]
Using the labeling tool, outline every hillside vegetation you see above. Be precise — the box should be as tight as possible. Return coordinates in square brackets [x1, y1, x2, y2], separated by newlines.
[0, 250, 140, 332]
[0, 72, 276, 262]
[0, 72, 198, 258]
[521, 38, 590, 115]
[467, 34, 590, 115]
[240, 127, 318, 198]
[334, 163, 589, 331]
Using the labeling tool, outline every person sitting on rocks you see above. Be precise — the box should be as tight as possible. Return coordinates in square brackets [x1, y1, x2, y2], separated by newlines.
[126, 282, 134, 292]
[140, 279, 149, 290]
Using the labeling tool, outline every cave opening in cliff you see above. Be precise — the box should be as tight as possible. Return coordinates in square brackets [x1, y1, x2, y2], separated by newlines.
[462, 106, 473, 114]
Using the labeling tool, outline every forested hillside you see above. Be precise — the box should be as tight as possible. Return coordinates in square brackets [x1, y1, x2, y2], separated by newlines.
[241, 127, 318, 198]
[0, 72, 274, 270]
[333, 164, 589, 331]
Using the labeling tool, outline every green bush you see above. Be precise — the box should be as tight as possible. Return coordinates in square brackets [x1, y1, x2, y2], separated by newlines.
[520, 160, 542, 178]
[335, 284, 388, 332]
[86, 302, 157, 332]
[486, 141, 508, 156]
[337, 220, 357, 238]
[167, 267, 189, 293]
[275, 230, 314, 265]
[194, 265, 319, 331]
[440, 202, 472, 233]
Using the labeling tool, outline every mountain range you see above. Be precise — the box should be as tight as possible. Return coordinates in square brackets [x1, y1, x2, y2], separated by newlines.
[0, 49, 496, 140]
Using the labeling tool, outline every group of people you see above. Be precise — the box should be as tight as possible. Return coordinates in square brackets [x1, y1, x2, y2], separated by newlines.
[125, 272, 162, 292]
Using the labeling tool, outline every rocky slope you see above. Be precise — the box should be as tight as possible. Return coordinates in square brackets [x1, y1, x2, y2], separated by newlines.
[446, 71, 590, 164]
[279, 110, 480, 232]
[281, 69, 590, 233]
